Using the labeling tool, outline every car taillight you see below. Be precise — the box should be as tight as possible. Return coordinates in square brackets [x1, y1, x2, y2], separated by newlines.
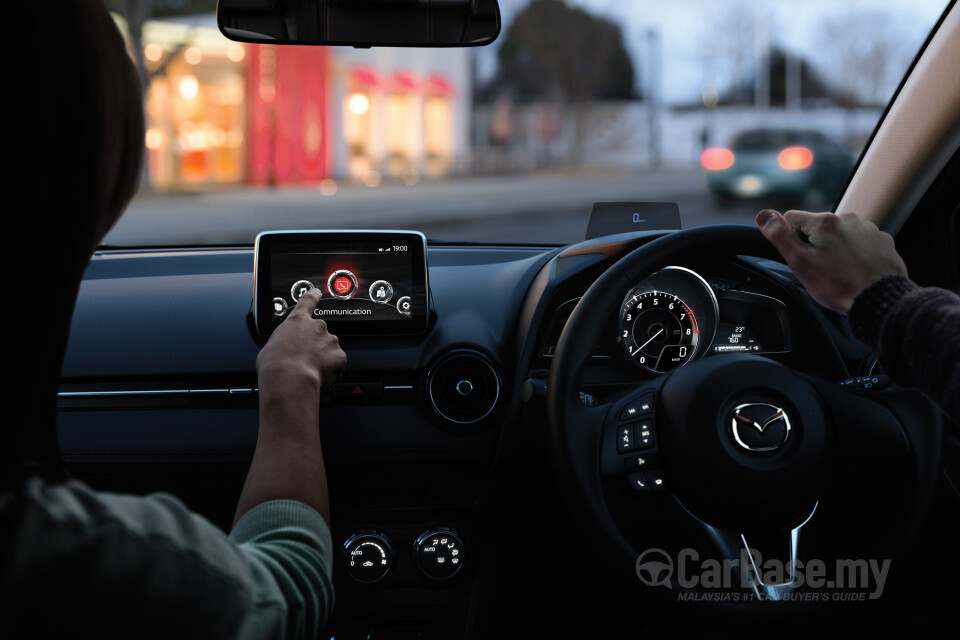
[700, 147, 735, 170]
[778, 146, 814, 170]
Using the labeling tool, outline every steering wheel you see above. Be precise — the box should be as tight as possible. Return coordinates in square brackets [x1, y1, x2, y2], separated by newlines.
[547, 225, 941, 606]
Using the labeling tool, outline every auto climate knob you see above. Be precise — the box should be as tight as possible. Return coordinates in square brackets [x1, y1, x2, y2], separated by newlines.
[343, 532, 394, 583]
[414, 529, 465, 580]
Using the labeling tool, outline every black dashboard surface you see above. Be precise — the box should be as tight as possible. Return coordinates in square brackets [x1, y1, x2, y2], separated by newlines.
[58, 244, 556, 484]
[62, 245, 550, 377]
[58, 234, 864, 485]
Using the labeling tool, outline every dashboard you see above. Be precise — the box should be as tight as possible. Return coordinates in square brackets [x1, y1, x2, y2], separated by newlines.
[57, 229, 871, 637]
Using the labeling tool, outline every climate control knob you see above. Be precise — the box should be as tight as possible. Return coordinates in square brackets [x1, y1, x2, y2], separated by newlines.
[342, 532, 394, 583]
[414, 529, 465, 580]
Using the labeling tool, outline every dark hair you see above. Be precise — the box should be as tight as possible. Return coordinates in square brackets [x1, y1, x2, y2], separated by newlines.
[5, 0, 145, 483]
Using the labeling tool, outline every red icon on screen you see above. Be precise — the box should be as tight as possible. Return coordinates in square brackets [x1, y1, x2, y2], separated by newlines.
[327, 269, 359, 299]
[334, 277, 352, 294]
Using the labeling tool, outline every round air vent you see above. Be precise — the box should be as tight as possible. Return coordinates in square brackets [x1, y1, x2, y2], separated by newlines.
[426, 350, 502, 426]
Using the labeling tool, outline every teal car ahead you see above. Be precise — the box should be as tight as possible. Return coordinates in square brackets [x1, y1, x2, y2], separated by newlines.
[702, 128, 855, 209]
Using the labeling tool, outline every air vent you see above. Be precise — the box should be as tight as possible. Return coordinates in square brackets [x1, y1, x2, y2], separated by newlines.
[426, 350, 501, 426]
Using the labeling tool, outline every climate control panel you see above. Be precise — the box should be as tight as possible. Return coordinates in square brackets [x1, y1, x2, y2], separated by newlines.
[341, 527, 467, 585]
[414, 529, 465, 580]
[342, 532, 395, 583]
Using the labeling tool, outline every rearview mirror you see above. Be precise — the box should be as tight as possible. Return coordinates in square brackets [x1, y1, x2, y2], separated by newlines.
[217, 0, 501, 47]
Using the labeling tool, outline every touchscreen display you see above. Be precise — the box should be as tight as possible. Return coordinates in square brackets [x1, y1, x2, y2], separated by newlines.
[254, 231, 429, 336]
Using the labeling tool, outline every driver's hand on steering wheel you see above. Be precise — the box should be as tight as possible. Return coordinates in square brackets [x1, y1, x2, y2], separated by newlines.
[756, 209, 908, 315]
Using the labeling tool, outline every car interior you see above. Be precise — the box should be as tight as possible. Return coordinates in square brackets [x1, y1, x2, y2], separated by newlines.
[55, 0, 958, 637]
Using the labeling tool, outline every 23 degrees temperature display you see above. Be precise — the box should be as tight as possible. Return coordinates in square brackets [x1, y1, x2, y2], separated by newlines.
[254, 231, 429, 336]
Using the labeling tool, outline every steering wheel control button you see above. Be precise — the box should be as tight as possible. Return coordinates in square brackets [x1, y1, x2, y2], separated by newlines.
[290, 280, 317, 302]
[327, 270, 359, 299]
[636, 422, 655, 449]
[624, 452, 660, 471]
[368, 280, 394, 303]
[396, 296, 412, 315]
[628, 471, 666, 492]
[628, 472, 650, 491]
[619, 394, 654, 421]
[343, 532, 394, 583]
[617, 425, 635, 453]
[272, 297, 289, 317]
[414, 529, 465, 580]
[646, 471, 666, 490]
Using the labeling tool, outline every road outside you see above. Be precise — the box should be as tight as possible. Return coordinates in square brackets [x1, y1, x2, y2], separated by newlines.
[106, 169, 770, 247]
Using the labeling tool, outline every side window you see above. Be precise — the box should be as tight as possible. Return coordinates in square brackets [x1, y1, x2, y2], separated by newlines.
[895, 150, 960, 291]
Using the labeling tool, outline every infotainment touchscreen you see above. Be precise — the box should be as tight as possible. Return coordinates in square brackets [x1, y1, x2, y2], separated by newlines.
[254, 231, 429, 336]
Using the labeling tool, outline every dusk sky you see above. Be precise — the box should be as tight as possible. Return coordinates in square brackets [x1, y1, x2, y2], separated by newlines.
[481, 0, 949, 104]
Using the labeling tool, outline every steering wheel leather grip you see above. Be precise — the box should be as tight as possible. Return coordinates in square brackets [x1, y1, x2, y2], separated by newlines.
[546, 224, 943, 609]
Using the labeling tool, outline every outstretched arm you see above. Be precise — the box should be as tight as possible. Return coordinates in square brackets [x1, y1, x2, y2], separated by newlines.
[235, 287, 347, 524]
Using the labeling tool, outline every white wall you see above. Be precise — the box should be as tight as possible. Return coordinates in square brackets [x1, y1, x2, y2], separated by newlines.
[473, 103, 883, 171]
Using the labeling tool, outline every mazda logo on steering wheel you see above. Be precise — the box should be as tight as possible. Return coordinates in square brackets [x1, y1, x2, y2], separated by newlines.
[729, 403, 792, 452]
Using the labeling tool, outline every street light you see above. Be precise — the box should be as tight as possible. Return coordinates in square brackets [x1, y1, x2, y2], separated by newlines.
[179, 76, 199, 100]
[348, 93, 370, 115]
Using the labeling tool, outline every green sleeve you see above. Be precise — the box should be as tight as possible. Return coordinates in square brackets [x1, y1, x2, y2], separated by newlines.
[230, 500, 335, 638]
[1, 479, 334, 639]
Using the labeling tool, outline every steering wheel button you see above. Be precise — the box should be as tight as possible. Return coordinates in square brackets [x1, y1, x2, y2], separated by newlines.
[646, 471, 666, 490]
[624, 452, 659, 470]
[637, 425, 655, 449]
[627, 472, 650, 491]
[619, 395, 654, 421]
[617, 425, 635, 453]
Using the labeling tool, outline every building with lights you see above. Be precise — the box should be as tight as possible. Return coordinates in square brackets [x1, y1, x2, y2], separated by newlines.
[133, 14, 470, 189]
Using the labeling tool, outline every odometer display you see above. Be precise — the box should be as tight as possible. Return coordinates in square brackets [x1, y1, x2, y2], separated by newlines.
[619, 291, 699, 372]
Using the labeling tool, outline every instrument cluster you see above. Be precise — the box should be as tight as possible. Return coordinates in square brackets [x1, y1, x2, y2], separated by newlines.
[615, 266, 791, 374]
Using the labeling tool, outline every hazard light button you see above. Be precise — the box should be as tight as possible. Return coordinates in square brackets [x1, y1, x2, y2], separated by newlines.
[332, 382, 383, 398]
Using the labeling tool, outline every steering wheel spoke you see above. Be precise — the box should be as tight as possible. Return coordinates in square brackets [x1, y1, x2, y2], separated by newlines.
[804, 375, 912, 471]
[686, 501, 818, 601]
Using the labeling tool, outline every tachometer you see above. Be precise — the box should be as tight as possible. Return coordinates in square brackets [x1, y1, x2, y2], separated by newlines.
[616, 267, 719, 374]
[619, 291, 698, 371]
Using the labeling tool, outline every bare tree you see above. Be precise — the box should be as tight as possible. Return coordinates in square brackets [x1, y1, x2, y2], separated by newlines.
[818, 9, 913, 107]
[699, 2, 755, 104]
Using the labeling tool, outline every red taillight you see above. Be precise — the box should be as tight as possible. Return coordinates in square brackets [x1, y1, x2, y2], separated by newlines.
[701, 147, 735, 171]
[778, 146, 814, 170]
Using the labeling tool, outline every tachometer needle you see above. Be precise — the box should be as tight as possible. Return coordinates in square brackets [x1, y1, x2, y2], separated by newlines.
[638, 328, 665, 352]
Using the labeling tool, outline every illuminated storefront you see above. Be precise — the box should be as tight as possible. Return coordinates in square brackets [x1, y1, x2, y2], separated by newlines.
[130, 14, 469, 189]
[329, 47, 470, 184]
[140, 19, 247, 188]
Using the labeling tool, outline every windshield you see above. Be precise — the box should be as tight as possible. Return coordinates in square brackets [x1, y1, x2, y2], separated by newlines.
[104, 0, 947, 247]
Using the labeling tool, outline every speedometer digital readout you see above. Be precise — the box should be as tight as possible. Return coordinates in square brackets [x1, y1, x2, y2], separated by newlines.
[619, 290, 699, 372]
